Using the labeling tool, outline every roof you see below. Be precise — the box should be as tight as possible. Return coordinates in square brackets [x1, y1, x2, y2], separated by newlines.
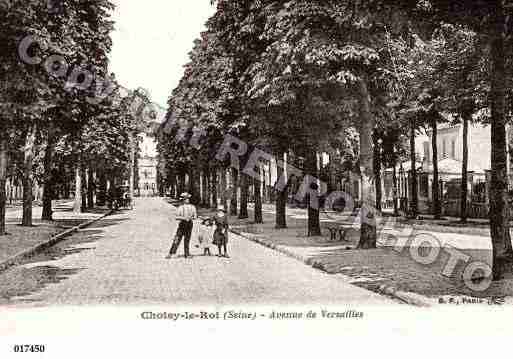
[423, 158, 486, 174]
[425, 158, 462, 174]
[385, 161, 423, 172]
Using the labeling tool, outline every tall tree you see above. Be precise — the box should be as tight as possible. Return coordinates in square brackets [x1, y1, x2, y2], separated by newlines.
[488, 2, 513, 279]
[275, 150, 288, 229]
[0, 136, 7, 235]
[430, 109, 442, 219]
[409, 117, 419, 218]
[373, 130, 383, 212]
[357, 78, 377, 248]
[461, 109, 470, 222]
[254, 173, 263, 224]
[41, 122, 56, 220]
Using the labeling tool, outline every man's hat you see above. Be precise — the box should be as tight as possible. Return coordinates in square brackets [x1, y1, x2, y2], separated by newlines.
[180, 192, 192, 199]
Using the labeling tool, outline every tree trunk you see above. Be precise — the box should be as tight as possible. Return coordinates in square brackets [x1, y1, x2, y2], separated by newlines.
[201, 167, 210, 208]
[264, 167, 272, 204]
[64, 181, 70, 200]
[221, 168, 228, 209]
[409, 119, 418, 218]
[173, 174, 177, 196]
[489, 4, 513, 280]
[211, 168, 218, 208]
[188, 167, 194, 199]
[202, 168, 210, 208]
[189, 164, 201, 206]
[42, 134, 55, 221]
[460, 112, 470, 223]
[275, 152, 287, 229]
[305, 149, 321, 237]
[373, 133, 382, 211]
[87, 168, 95, 209]
[238, 172, 249, 219]
[262, 168, 268, 204]
[22, 124, 37, 227]
[392, 161, 399, 216]
[73, 157, 82, 214]
[97, 171, 107, 206]
[254, 175, 263, 224]
[175, 174, 179, 196]
[357, 78, 377, 249]
[8, 178, 13, 205]
[177, 172, 185, 196]
[431, 115, 441, 219]
[81, 166, 87, 212]
[168, 173, 175, 198]
[129, 132, 136, 201]
[230, 167, 238, 216]
[0, 138, 7, 235]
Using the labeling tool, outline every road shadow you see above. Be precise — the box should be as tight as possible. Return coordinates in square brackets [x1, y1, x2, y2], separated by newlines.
[52, 205, 111, 215]
[27, 232, 105, 264]
[0, 266, 85, 304]
[0, 216, 129, 305]
[87, 218, 130, 229]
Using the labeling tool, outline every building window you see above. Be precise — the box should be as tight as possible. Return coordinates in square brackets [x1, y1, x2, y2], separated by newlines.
[451, 139, 456, 159]
[442, 140, 447, 159]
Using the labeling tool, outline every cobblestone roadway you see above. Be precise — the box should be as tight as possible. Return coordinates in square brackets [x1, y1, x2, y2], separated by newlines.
[2, 198, 395, 307]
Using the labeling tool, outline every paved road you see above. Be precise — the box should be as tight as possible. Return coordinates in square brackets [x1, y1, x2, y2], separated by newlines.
[0, 198, 395, 307]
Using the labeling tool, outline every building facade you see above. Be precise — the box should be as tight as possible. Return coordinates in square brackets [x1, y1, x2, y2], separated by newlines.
[138, 131, 156, 196]
[137, 104, 166, 197]
[382, 122, 511, 218]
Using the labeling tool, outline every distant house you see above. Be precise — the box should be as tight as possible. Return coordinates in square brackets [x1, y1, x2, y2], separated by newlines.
[382, 121, 512, 218]
[138, 137, 158, 197]
[137, 104, 166, 197]
[422, 122, 492, 176]
[417, 123, 493, 216]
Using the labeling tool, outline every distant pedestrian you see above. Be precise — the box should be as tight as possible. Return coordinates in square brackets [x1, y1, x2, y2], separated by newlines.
[212, 205, 230, 258]
[167, 192, 197, 259]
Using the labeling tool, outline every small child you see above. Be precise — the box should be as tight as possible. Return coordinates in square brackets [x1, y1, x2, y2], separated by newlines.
[196, 218, 216, 256]
[212, 206, 230, 258]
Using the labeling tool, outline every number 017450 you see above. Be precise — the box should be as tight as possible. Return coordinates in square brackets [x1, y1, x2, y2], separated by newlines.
[13, 345, 45, 353]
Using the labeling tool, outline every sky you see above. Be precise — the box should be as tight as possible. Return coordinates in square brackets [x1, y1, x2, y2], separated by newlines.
[109, 1, 215, 107]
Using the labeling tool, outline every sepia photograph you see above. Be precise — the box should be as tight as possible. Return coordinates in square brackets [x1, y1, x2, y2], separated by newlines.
[1, 0, 513, 357]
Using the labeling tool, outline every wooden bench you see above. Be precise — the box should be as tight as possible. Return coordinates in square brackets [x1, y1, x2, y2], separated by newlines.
[327, 226, 347, 242]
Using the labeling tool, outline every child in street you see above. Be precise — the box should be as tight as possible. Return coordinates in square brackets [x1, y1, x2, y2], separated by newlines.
[212, 205, 230, 258]
[196, 218, 216, 256]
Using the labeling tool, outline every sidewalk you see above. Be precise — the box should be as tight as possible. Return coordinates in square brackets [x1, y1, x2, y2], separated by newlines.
[0, 201, 110, 264]
[197, 201, 513, 305]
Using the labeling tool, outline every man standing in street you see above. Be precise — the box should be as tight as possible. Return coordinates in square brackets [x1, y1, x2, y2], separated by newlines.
[167, 192, 197, 259]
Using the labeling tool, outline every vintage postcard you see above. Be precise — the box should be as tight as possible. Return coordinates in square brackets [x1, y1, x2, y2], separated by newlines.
[1, 1, 513, 357]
